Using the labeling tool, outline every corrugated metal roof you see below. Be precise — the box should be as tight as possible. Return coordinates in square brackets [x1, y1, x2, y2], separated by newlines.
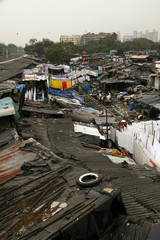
[0, 138, 37, 183]
[100, 79, 134, 84]
[0, 55, 41, 83]
[0, 82, 16, 95]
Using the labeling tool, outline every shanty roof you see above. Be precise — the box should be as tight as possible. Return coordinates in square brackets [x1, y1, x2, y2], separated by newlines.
[0, 81, 16, 96]
[0, 138, 37, 183]
[22, 101, 64, 116]
[100, 79, 134, 84]
[0, 128, 19, 151]
[0, 135, 125, 239]
[0, 55, 41, 83]
[137, 93, 160, 106]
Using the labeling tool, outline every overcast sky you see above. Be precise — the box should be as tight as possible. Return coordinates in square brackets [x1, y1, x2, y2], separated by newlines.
[0, 0, 160, 47]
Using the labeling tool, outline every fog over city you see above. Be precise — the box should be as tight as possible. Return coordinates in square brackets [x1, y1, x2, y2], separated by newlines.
[0, 0, 160, 46]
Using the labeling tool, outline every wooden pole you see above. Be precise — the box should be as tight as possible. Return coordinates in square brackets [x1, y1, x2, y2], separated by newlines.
[106, 110, 108, 147]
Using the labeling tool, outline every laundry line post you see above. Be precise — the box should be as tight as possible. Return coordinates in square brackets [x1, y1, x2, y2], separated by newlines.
[106, 109, 108, 147]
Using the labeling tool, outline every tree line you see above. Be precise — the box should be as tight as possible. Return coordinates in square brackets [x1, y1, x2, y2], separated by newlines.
[1, 33, 159, 64]
[24, 33, 160, 64]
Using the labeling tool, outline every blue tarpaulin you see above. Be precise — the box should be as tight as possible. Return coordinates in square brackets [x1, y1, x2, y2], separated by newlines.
[49, 88, 84, 103]
[49, 88, 72, 98]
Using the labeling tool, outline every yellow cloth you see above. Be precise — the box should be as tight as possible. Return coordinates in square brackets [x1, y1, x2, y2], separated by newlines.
[111, 149, 124, 158]
[67, 80, 72, 88]
[50, 79, 62, 89]
[50, 78, 72, 89]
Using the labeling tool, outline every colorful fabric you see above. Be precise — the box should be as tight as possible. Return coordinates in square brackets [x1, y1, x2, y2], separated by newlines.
[67, 80, 72, 89]
[49, 78, 72, 89]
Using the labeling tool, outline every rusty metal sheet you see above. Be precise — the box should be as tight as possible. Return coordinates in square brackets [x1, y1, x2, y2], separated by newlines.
[0, 138, 37, 183]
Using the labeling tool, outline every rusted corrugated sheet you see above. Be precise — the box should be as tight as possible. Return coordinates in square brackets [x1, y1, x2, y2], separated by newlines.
[0, 138, 37, 183]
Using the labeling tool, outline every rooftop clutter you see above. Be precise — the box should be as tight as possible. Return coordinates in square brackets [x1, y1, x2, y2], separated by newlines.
[1, 51, 160, 239]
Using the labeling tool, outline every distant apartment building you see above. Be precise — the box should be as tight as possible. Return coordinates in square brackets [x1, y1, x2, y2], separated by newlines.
[60, 35, 81, 45]
[81, 32, 108, 45]
[60, 32, 108, 46]
[123, 30, 138, 42]
[123, 30, 158, 42]
[139, 29, 158, 42]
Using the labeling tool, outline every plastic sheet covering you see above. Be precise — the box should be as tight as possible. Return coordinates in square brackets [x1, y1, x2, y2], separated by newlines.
[74, 124, 106, 140]
[0, 97, 19, 123]
[146, 224, 160, 240]
[123, 221, 151, 240]
[49, 88, 72, 98]
[0, 97, 15, 117]
[77, 107, 101, 115]
[72, 92, 84, 103]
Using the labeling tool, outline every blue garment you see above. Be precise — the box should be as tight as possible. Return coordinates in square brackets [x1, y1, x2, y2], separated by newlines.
[16, 84, 26, 93]
[82, 84, 90, 94]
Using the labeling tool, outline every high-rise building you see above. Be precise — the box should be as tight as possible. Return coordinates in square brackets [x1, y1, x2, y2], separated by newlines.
[140, 29, 158, 42]
[123, 30, 158, 42]
[133, 31, 138, 38]
[117, 31, 121, 41]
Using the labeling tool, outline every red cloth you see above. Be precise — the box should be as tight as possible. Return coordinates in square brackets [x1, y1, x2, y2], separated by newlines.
[62, 81, 67, 89]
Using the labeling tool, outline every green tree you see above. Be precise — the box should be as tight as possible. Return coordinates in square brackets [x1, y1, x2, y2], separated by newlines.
[122, 38, 157, 52]
[42, 38, 53, 48]
[24, 43, 33, 54]
[83, 33, 122, 54]
[156, 43, 160, 56]
[29, 38, 37, 45]
[84, 40, 100, 54]
[45, 42, 81, 64]
[24, 38, 54, 56]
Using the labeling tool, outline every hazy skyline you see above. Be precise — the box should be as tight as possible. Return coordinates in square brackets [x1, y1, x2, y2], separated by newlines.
[0, 0, 160, 47]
